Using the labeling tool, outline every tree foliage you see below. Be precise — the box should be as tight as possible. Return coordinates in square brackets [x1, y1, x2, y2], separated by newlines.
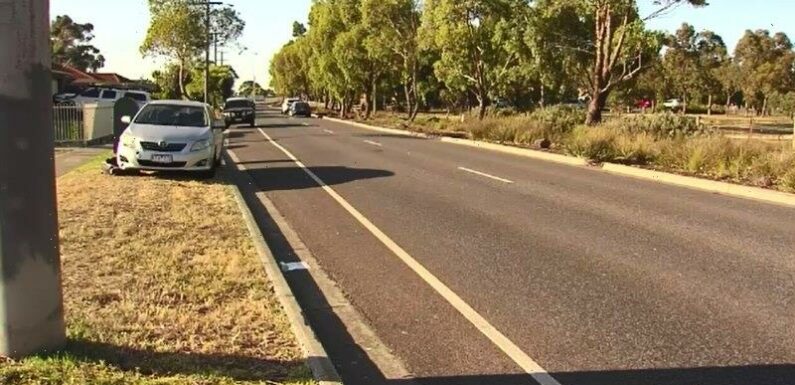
[185, 64, 238, 106]
[141, 0, 244, 101]
[268, 0, 795, 121]
[51, 15, 105, 72]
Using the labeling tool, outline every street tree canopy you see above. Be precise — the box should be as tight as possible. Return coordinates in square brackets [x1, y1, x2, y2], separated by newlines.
[141, 0, 244, 99]
[51, 15, 105, 72]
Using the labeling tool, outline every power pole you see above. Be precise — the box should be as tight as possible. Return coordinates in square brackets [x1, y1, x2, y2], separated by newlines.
[0, 0, 66, 358]
[189, 0, 222, 105]
[212, 33, 219, 64]
[204, 0, 210, 105]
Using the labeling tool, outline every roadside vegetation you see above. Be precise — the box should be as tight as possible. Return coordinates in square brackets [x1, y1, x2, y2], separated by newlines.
[349, 108, 795, 192]
[0, 156, 313, 385]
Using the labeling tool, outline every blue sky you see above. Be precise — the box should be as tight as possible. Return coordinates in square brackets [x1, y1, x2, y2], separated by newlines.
[50, 0, 795, 88]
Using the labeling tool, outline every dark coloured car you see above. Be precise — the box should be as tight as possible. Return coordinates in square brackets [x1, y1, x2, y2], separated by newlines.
[223, 97, 256, 127]
[289, 101, 311, 117]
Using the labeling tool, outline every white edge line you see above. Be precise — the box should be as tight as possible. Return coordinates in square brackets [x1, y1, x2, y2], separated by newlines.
[225, 148, 343, 385]
[458, 167, 515, 184]
[323, 129, 335, 134]
[363, 139, 383, 147]
[255, 127, 561, 385]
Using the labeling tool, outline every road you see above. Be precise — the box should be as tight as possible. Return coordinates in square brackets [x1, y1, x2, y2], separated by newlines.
[227, 108, 795, 385]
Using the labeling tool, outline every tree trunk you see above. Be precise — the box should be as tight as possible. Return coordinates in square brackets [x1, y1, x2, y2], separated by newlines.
[762, 96, 768, 116]
[477, 97, 487, 120]
[707, 94, 712, 116]
[339, 98, 346, 119]
[539, 85, 545, 109]
[178, 59, 187, 99]
[682, 94, 687, 115]
[585, 91, 607, 125]
[371, 78, 377, 115]
[403, 83, 412, 120]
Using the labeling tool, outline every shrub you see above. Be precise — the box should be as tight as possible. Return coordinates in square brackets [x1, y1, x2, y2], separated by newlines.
[564, 125, 618, 162]
[605, 113, 709, 139]
[615, 132, 657, 164]
[529, 105, 584, 137]
[781, 169, 795, 192]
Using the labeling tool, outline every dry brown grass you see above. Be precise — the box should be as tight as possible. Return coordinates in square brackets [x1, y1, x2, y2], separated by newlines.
[0, 155, 313, 385]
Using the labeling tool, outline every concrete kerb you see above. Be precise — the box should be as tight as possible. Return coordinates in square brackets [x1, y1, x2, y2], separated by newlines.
[319, 116, 795, 208]
[601, 163, 795, 208]
[224, 153, 343, 385]
[321, 116, 431, 139]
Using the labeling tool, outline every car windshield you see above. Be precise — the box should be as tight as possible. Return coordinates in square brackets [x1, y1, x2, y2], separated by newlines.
[225, 100, 252, 109]
[134, 104, 207, 127]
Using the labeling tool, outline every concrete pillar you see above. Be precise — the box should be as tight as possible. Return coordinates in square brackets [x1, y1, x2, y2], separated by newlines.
[0, 0, 66, 358]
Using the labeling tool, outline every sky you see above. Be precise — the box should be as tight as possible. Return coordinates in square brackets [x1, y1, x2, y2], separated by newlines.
[50, 0, 795, 89]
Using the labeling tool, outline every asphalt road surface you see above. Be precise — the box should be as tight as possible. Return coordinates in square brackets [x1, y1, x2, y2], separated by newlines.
[227, 108, 795, 385]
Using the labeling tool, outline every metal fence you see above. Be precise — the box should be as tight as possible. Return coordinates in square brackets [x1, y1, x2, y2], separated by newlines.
[53, 104, 84, 144]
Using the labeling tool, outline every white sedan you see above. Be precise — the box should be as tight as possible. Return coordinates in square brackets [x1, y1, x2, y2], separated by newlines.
[117, 100, 226, 177]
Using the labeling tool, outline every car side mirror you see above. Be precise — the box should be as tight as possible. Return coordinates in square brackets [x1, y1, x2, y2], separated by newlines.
[120, 116, 131, 124]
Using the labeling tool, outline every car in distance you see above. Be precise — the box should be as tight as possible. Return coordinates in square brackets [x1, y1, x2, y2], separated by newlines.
[117, 100, 226, 178]
[281, 97, 300, 114]
[289, 101, 311, 117]
[663, 98, 683, 111]
[223, 97, 256, 127]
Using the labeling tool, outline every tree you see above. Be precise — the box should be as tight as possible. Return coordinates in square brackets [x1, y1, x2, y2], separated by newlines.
[141, 0, 244, 99]
[362, 0, 422, 119]
[714, 59, 742, 108]
[662, 24, 726, 113]
[419, 0, 530, 120]
[734, 30, 795, 114]
[51, 15, 105, 72]
[270, 38, 312, 98]
[292, 21, 307, 37]
[238, 81, 268, 97]
[151, 64, 184, 99]
[536, 0, 706, 124]
[186, 64, 238, 106]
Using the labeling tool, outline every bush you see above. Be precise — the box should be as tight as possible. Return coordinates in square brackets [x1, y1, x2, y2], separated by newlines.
[781, 169, 795, 192]
[615, 132, 657, 164]
[605, 113, 709, 139]
[529, 105, 584, 137]
[564, 125, 618, 162]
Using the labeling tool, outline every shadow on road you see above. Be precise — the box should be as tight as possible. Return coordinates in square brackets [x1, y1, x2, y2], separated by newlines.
[384, 364, 795, 385]
[245, 166, 393, 192]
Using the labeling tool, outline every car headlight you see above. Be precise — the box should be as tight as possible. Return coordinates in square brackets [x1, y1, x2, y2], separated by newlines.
[121, 134, 136, 149]
[190, 138, 211, 152]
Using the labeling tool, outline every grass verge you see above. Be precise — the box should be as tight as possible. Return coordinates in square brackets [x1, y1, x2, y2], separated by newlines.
[0, 154, 313, 385]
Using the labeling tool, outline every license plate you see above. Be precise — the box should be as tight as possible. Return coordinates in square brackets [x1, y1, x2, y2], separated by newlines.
[151, 154, 173, 163]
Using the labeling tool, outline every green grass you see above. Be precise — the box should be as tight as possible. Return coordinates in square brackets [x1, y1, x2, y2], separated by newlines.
[0, 160, 314, 385]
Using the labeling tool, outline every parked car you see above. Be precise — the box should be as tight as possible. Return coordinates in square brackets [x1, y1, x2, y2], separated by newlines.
[281, 97, 300, 114]
[289, 101, 311, 117]
[663, 98, 683, 110]
[116, 100, 226, 178]
[223, 97, 256, 127]
[70, 87, 152, 108]
[635, 98, 652, 109]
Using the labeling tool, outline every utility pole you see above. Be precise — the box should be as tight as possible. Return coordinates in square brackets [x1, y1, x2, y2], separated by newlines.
[251, 52, 258, 99]
[189, 0, 222, 105]
[204, 0, 210, 104]
[211, 33, 219, 64]
[0, 0, 66, 358]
